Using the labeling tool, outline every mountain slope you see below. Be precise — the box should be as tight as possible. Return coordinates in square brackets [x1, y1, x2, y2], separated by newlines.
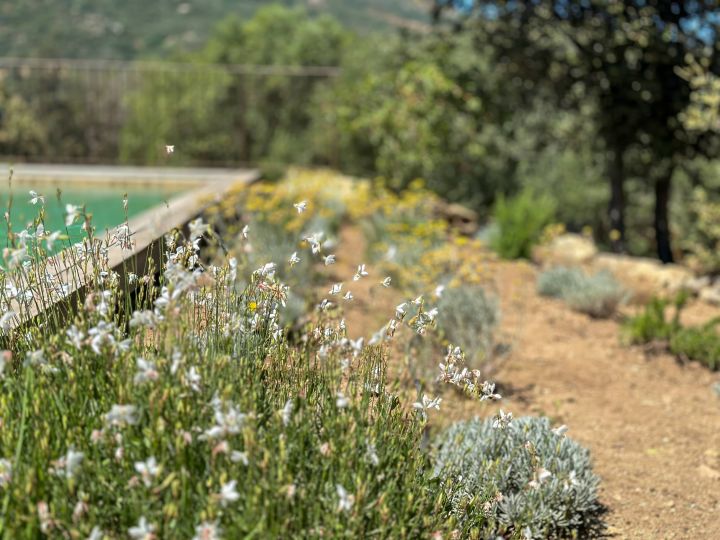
[0, 0, 432, 60]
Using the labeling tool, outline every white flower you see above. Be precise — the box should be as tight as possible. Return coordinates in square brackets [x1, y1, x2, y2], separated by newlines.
[240, 224, 249, 239]
[104, 404, 138, 428]
[0, 310, 16, 333]
[0, 350, 9, 378]
[87, 526, 103, 540]
[65, 204, 80, 226]
[46, 230, 62, 251]
[411, 295, 423, 305]
[186, 366, 201, 391]
[54, 448, 84, 479]
[66, 325, 85, 349]
[165, 145, 174, 154]
[134, 358, 159, 385]
[24, 349, 46, 367]
[128, 516, 155, 540]
[366, 442, 380, 466]
[552, 424, 568, 437]
[189, 218, 210, 241]
[219, 480, 240, 506]
[336, 484, 354, 513]
[193, 521, 221, 540]
[293, 200, 308, 213]
[335, 392, 349, 409]
[29, 190, 45, 205]
[381, 276, 392, 288]
[230, 451, 249, 465]
[413, 394, 442, 418]
[395, 303, 407, 320]
[353, 264, 369, 281]
[288, 251, 300, 267]
[324, 254, 336, 266]
[256, 262, 276, 278]
[134, 456, 159, 487]
[343, 291, 354, 301]
[204, 400, 247, 439]
[0, 458, 12, 486]
[329, 283, 343, 295]
[492, 409, 513, 430]
[528, 467, 552, 489]
[434, 284, 445, 298]
[280, 399, 294, 426]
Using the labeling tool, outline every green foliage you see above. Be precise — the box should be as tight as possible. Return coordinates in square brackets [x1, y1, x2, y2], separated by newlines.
[436, 285, 499, 366]
[491, 189, 556, 260]
[676, 187, 720, 274]
[621, 294, 686, 345]
[670, 323, 720, 371]
[433, 416, 604, 539]
[0, 0, 429, 59]
[622, 292, 720, 370]
[538, 267, 626, 318]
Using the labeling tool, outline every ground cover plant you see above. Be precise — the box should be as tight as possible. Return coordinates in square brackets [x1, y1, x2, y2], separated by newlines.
[623, 292, 720, 370]
[537, 266, 626, 319]
[433, 417, 604, 539]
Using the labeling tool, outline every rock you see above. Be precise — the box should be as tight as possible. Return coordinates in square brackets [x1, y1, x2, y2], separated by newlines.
[591, 253, 695, 304]
[532, 233, 598, 268]
[699, 281, 720, 306]
[434, 201, 478, 235]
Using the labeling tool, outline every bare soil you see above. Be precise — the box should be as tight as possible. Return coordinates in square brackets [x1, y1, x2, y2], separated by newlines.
[331, 225, 720, 539]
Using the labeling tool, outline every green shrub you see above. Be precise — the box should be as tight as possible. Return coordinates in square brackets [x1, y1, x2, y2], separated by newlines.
[436, 285, 499, 367]
[433, 417, 604, 539]
[537, 267, 626, 318]
[621, 294, 686, 345]
[491, 189, 556, 260]
[670, 322, 720, 370]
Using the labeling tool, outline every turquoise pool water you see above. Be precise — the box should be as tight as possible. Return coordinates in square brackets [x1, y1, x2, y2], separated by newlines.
[0, 183, 185, 248]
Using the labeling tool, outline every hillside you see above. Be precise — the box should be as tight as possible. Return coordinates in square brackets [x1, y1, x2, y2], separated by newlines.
[0, 0, 431, 60]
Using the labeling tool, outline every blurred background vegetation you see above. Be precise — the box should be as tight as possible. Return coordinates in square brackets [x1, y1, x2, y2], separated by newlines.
[2, 1, 720, 267]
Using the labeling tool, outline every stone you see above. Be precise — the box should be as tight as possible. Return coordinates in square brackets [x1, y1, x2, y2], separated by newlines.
[532, 233, 598, 268]
[697, 464, 720, 480]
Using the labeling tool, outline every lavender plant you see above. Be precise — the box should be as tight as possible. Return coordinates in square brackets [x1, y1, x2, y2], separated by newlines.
[537, 267, 626, 318]
[433, 417, 604, 539]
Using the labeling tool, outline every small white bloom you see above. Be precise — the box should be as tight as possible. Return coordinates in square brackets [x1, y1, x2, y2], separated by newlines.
[288, 251, 301, 267]
[165, 145, 174, 154]
[492, 409, 513, 430]
[134, 456, 159, 487]
[280, 399, 294, 426]
[336, 392, 349, 409]
[329, 283, 343, 295]
[413, 394, 442, 417]
[104, 404, 138, 428]
[381, 276, 392, 288]
[29, 190, 45, 205]
[219, 480, 240, 506]
[434, 284, 445, 298]
[65, 204, 80, 227]
[134, 358, 159, 385]
[189, 218, 210, 241]
[324, 254, 336, 266]
[343, 291, 354, 301]
[336, 484, 354, 513]
[193, 521, 221, 540]
[353, 264, 369, 281]
[54, 448, 84, 479]
[128, 516, 155, 540]
[293, 200, 308, 213]
[230, 451, 249, 465]
[0, 310, 16, 333]
[552, 424, 568, 437]
[87, 526, 103, 540]
[0, 458, 12, 486]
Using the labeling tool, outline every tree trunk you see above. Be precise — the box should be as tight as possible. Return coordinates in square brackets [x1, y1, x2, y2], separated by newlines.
[608, 147, 626, 253]
[654, 169, 674, 264]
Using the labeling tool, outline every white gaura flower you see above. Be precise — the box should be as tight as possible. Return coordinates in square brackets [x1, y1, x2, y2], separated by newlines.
[186, 366, 201, 392]
[381, 276, 392, 288]
[353, 264, 369, 281]
[552, 424, 569, 437]
[134, 358, 159, 385]
[492, 409, 513, 430]
[128, 516, 155, 540]
[256, 262, 276, 278]
[29, 190, 45, 205]
[189, 218, 210, 241]
[335, 392, 349, 409]
[366, 441, 380, 466]
[65, 204, 80, 227]
[413, 394, 442, 419]
[24, 349, 46, 367]
[218, 480, 240, 506]
[528, 467, 552, 489]
[288, 252, 300, 267]
[329, 283, 343, 295]
[53, 448, 84, 479]
[66, 325, 85, 349]
[411, 295, 423, 305]
[0, 311, 16, 334]
[318, 299, 332, 312]
[45, 230, 62, 251]
[241, 224, 249, 239]
[324, 254, 336, 266]
[293, 200, 308, 213]
[0, 350, 9, 378]
[434, 284, 445, 298]
[343, 291, 354, 301]
[104, 404, 138, 428]
[280, 399, 294, 426]
[165, 145, 174, 154]
[231, 451, 249, 465]
[134, 456, 159, 487]
[193, 521, 221, 540]
[395, 303, 407, 320]
[336, 484, 354, 513]
[0, 458, 12, 486]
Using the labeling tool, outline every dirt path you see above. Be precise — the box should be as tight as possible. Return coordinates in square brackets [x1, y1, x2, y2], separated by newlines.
[332, 225, 720, 539]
